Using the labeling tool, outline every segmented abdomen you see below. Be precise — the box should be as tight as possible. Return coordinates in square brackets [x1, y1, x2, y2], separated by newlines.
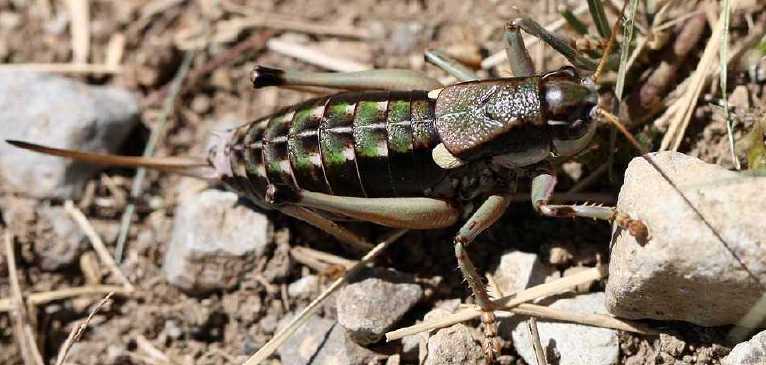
[226, 91, 446, 204]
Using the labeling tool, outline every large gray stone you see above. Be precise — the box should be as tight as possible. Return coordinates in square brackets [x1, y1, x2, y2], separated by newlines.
[336, 270, 423, 345]
[163, 189, 272, 294]
[607, 152, 766, 326]
[507, 292, 619, 365]
[0, 71, 139, 199]
[722, 330, 766, 365]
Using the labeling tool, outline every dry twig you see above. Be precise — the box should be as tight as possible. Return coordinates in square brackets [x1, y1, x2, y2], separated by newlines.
[54, 292, 114, 365]
[113, 51, 195, 263]
[386, 265, 607, 340]
[0, 285, 129, 313]
[528, 317, 547, 365]
[65, 0, 90, 64]
[267, 38, 372, 72]
[64, 201, 135, 291]
[4, 231, 45, 365]
[501, 303, 657, 335]
[0, 63, 120, 74]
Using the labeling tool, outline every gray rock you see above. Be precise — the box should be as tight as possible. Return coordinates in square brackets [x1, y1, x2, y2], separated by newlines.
[492, 250, 548, 295]
[34, 206, 86, 270]
[722, 330, 766, 365]
[0, 71, 139, 199]
[424, 324, 485, 365]
[163, 189, 272, 294]
[287, 275, 319, 299]
[336, 270, 423, 345]
[278, 316, 384, 365]
[507, 292, 619, 365]
[607, 152, 766, 326]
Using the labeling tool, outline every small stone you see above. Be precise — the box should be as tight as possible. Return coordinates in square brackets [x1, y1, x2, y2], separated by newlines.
[722, 330, 766, 365]
[163, 189, 273, 294]
[424, 324, 485, 365]
[278, 316, 384, 365]
[287, 275, 319, 299]
[607, 152, 766, 326]
[336, 269, 423, 345]
[507, 292, 619, 365]
[0, 71, 139, 199]
[33, 206, 86, 270]
[492, 251, 548, 295]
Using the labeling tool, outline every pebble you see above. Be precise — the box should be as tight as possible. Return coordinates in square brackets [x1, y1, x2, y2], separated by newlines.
[0, 71, 139, 199]
[507, 292, 619, 365]
[492, 250, 548, 295]
[722, 330, 766, 365]
[287, 275, 319, 299]
[336, 269, 423, 345]
[163, 189, 273, 294]
[606, 152, 766, 326]
[33, 206, 86, 270]
[424, 324, 485, 365]
[278, 316, 384, 365]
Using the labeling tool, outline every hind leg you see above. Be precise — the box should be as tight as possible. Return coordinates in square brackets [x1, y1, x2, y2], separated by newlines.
[251, 67, 442, 91]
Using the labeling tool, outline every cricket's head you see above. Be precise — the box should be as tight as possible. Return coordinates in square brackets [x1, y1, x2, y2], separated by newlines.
[540, 66, 599, 157]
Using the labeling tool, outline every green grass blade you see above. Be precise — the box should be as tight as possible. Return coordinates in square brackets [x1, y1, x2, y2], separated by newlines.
[615, 0, 639, 100]
[587, 0, 611, 38]
[720, 0, 740, 169]
[560, 8, 590, 35]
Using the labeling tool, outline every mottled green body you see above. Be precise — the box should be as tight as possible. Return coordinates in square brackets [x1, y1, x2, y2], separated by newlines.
[225, 91, 445, 205]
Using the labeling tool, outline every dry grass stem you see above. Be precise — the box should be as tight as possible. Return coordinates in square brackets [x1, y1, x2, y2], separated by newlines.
[385, 264, 608, 341]
[105, 33, 127, 68]
[290, 246, 357, 272]
[267, 38, 372, 72]
[54, 292, 114, 365]
[0, 285, 129, 312]
[65, 0, 90, 64]
[728, 292, 766, 342]
[135, 334, 174, 364]
[244, 229, 408, 365]
[660, 0, 741, 151]
[4, 231, 45, 365]
[64, 200, 135, 291]
[219, 14, 369, 39]
[480, 3, 589, 70]
[528, 317, 548, 365]
[0, 63, 121, 74]
[114, 51, 195, 263]
[504, 303, 658, 335]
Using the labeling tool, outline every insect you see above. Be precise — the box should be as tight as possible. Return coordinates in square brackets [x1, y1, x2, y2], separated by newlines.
[8, 9, 650, 364]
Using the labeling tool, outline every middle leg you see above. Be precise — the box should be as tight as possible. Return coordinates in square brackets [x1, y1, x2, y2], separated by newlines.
[453, 194, 512, 363]
[531, 170, 649, 242]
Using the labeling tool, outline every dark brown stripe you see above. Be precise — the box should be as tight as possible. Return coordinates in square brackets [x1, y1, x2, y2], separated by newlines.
[385, 91, 420, 196]
[319, 93, 367, 197]
[287, 98, 333, 194]
[243, 119, 270, 202]
[263, 111, 299, 197]
[352, 91, 396, 197]
[410, 92, 446, 191]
